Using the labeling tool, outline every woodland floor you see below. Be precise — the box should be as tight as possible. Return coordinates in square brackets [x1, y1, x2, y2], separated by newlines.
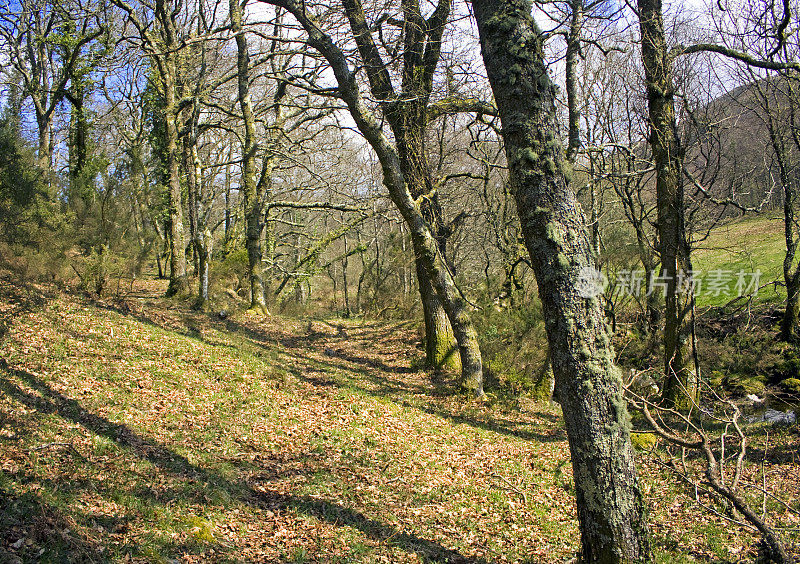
[0, 273, 799, 563]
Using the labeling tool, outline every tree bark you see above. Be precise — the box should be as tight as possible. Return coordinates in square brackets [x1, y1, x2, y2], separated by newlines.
[162, 57, 188, 297]
[565, 0, 583, 162]
[184, 140, 200, 275]
[230, 0, 269, 314]
[417, 260, 461, 373]
[471, 1, 651, 560]
[638, 0, 697, 409]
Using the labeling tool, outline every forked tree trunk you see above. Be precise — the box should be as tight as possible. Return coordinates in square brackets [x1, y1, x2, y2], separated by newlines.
[471, 1, 651, 560]
[403, 206, 483, 395]
[398, 124, 460, 374]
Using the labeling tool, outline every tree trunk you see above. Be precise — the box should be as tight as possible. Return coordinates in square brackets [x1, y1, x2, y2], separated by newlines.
[417, 260, 461, 373]
[184, 140, 200, 276]
[162, 56, 188, 297]
[224, 165, 232, 249]
[405, 211, 482, 395]
[230, 0, 269, 314]
[781, 174, 800, 340]
[188, 144, 210, 309]
[471, 1, 651, 560]
[381, 58, 464, 375]
[564, 0, 583, 162]
[763, 85, 800, 342]
[342, 234, 351, 317]
[36, 113, 53, 178]
[638, 0, 698, 409]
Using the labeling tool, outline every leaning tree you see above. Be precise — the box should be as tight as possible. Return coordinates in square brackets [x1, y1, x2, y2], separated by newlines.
[471, 0, 652, 561]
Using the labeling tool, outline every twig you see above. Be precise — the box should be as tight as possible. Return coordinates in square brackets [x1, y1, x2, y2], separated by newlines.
[742, 482, 800, 518]
[649, 457, 756, 530]
[490, 473, 528, 505]
[30, 442, 86, 460]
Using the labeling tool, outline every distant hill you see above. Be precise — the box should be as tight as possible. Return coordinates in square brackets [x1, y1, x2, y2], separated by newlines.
[683, 74, 800, 213]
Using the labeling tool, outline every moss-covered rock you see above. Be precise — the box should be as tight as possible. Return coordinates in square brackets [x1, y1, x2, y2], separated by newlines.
[630, 432, 658, 451]
[780, 377, 800, 394]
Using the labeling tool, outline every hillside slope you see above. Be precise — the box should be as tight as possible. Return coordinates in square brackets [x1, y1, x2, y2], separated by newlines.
[0, 275, 795, 562]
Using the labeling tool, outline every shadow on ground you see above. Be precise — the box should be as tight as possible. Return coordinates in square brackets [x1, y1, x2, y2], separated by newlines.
[0, 364, 489, 563]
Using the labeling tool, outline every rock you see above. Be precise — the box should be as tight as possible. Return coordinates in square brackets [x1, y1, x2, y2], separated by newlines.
[764, 409, 796, 425]
[744, 393, 764, 405]
[748, 408, 797, 425]
[628, 370, 659, 397]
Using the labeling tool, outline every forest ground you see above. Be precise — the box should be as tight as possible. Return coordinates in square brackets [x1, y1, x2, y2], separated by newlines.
[0, 270, 798, 563]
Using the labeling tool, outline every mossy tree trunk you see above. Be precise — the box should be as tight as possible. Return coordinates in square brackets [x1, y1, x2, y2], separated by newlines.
[638, 0, 697, 409]
[471, 0, 651, 560]
[382, 41, 461, 372]
[418, 250, 462, 373]
[183, 140, 200, 275]
[162, 54, 188, 297]
[230, 0, 269, 314]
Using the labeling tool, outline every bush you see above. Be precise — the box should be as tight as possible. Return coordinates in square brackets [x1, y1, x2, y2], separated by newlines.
[210, 248, 249, 297]
[474, 291, 550, 397]
[630, 432, 658, 451]
[721, 372, 766, 396]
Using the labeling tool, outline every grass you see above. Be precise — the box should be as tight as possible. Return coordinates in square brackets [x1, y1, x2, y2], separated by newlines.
[0, 273, 798, 562]
[692, 214, 786, 308]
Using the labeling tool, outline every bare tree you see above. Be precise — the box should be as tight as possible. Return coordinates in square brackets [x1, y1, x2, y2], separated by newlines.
[254, 0, 490, 395]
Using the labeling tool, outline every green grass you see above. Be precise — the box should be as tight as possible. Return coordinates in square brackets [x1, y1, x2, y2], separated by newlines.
[0, 275, 796, 562]
[693, 214, 786, 307]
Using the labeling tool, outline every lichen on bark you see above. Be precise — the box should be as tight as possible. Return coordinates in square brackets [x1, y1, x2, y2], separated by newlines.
[471, 0, 651, 561]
